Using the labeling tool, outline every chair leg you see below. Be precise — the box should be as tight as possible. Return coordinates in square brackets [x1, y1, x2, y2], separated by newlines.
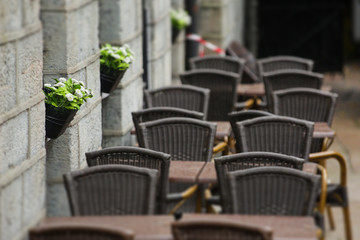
[343, 206, 352, 240]
[326, 206, 336, 230]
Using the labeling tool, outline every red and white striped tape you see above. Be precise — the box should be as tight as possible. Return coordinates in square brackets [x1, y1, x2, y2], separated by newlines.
[186, 34, 226, 56]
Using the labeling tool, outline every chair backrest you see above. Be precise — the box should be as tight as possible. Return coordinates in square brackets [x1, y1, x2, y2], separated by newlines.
[236, 116, 314, 160]
[29, 223, 134, 240]
[228, 110, 273, 153]
[132, 107, 205, 147]
[189, 55, 245, 79]
[85, 146, 171, 214]
[144, 85, 210, 119]
[172, 219, 273, 240]
[139, 117, 216, 162]
[273, 88, 338, 153]
[228, 166, 320, 216]
[215, 152, 305, 213]
[63, 165, 158, 216]
[257, 55, 314, 79]
[180, 69, 239, 121]
[263, 69, 323, 112]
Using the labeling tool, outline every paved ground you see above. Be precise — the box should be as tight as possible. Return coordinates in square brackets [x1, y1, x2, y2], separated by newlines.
[323, 61, 360, 240]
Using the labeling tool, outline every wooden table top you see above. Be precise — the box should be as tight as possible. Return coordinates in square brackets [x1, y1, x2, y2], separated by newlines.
[313, 122, 335, 138]
[168, 161, 206, 183]
[237, 83, 332, 97]
[39, 214, 317, 240]
[198, 162, 319, 184]
[214, 121, 232, 138]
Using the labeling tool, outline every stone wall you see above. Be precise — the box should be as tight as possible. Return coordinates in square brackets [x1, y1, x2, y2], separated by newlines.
[171, 0, 186, 84]
[41, 0, 102, 216]
[100, 0, 144, 147]
[144, 0, 172, 89]
[0, 0, 45, 239]
[199, 0, 245, 55]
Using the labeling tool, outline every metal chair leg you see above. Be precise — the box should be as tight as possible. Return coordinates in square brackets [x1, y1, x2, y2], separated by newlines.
[343, 206, 353, 240]
[327, 206, 336, 230]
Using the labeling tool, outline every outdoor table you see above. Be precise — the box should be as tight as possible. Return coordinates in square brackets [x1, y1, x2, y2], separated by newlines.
[39, 214, 318, 240]
[237, 83, 332, 97]
[198, 162, 318, 184]
[169, 161, 206, 183]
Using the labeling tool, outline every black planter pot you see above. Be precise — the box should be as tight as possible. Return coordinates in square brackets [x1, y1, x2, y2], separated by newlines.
[45, 103, 78, 139]
[172, 27, 181, 44]
[100, 65, 127, 93]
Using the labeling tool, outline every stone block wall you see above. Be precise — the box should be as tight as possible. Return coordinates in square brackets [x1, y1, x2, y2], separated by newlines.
[171, 0, 186, 84]
[41, 0, 102, 216]
[145, 0, 172, 89]
[99, 0, 144, 147]
[199, 0, 245, 55]
[0, 0, 45, 239]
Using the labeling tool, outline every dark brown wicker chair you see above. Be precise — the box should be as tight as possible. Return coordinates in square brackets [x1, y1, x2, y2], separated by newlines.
[228, 166, 320, 216]
[85, 146, 170, 214]
[273, 88, 351, 240]
[132, 107, 204, 147]
[172, 219, 273, 240]
[63, 165, 158, 216]
[180, 69, 243, 121]
[257, 55, 314, 81]
[29, 223, 134, 240]
[228, 110, 273, 153]
[263, 69, 323, 112]
[189, 55, 245, 80]
[235, 116, 314, 160]
[144, 85, 210, 119]
[139, 117, 216, 212]
[214, 152, 305, 213]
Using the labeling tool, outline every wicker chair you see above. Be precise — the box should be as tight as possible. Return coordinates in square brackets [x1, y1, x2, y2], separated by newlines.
[273, 88, 352, 240]
[144, 85, 210, 119]
[180, 69, 249, 121]
[263, 69, 323, 112]
[139, 117, 216, 212]
[257, 55, 314, 81]
[235, 116, 314, 160]
[273, 87, 337, 153]
[63, 165, 158, 216]
[29, 223, 134, 240]
[228, 110, 273, 153]
[132, 107, 204, 147]
[214, 152, 305, 213]
[228, 166, 320, 216]
[85, 146, 170, 214]
[189, 55, 245, 79]
[172, 219, 273, 240]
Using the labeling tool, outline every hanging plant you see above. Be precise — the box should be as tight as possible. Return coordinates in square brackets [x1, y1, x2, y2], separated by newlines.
[170, 9, 192, 43]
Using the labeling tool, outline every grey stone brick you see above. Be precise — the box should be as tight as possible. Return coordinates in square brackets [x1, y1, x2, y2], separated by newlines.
[79, 104, 102, 166]
[124, 35, 143, 78]
[171, 37, 185, 78]
[46, 125, 79, 180]
[149, 17, 171, 59]
[102, 77, 143, 131]
[0, 111, 29, 174]
[46, 182, 70, 217]
[85, 60, 100, 106]
[171, 0, 185, 9]
[102, 131, 134, 148]
[18, 31, 43, 104]
[29, 102, 45, 158]
[150, 50, 172, 89]
[1, 177, 22, 240]
[23, 0, 40, 27]
[145, 0, 170, 22]
[0, 0, 22, 33]
[23, 157, 46, 227]
[0, 42, 17, 115]
[199, 7, 222, 36]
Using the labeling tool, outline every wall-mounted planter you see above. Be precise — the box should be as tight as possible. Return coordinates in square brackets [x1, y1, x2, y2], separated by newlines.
[100, 65, 127, 93]
[172, 27, 181, 44]
[45, 103, 78, 139]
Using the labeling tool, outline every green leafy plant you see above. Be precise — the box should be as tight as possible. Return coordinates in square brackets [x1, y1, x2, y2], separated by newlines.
[100, 43, 135, 71]
[171, 9, 191, 30]
[44, 78, 93, 110]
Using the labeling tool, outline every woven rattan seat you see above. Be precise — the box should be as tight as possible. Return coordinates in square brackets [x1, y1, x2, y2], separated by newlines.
[63, 165, 158, 216]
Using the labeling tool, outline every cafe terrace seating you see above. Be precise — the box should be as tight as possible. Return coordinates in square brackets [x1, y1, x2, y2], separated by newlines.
[29, 223, 134, 240]
[63, 165, 158, 216]
[263, 70, 324, 112]
[139, 117, 216, 213]
[171, 219, 273, 240]
[144, 85, 210, 119]
[132, 107, 204, 147]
